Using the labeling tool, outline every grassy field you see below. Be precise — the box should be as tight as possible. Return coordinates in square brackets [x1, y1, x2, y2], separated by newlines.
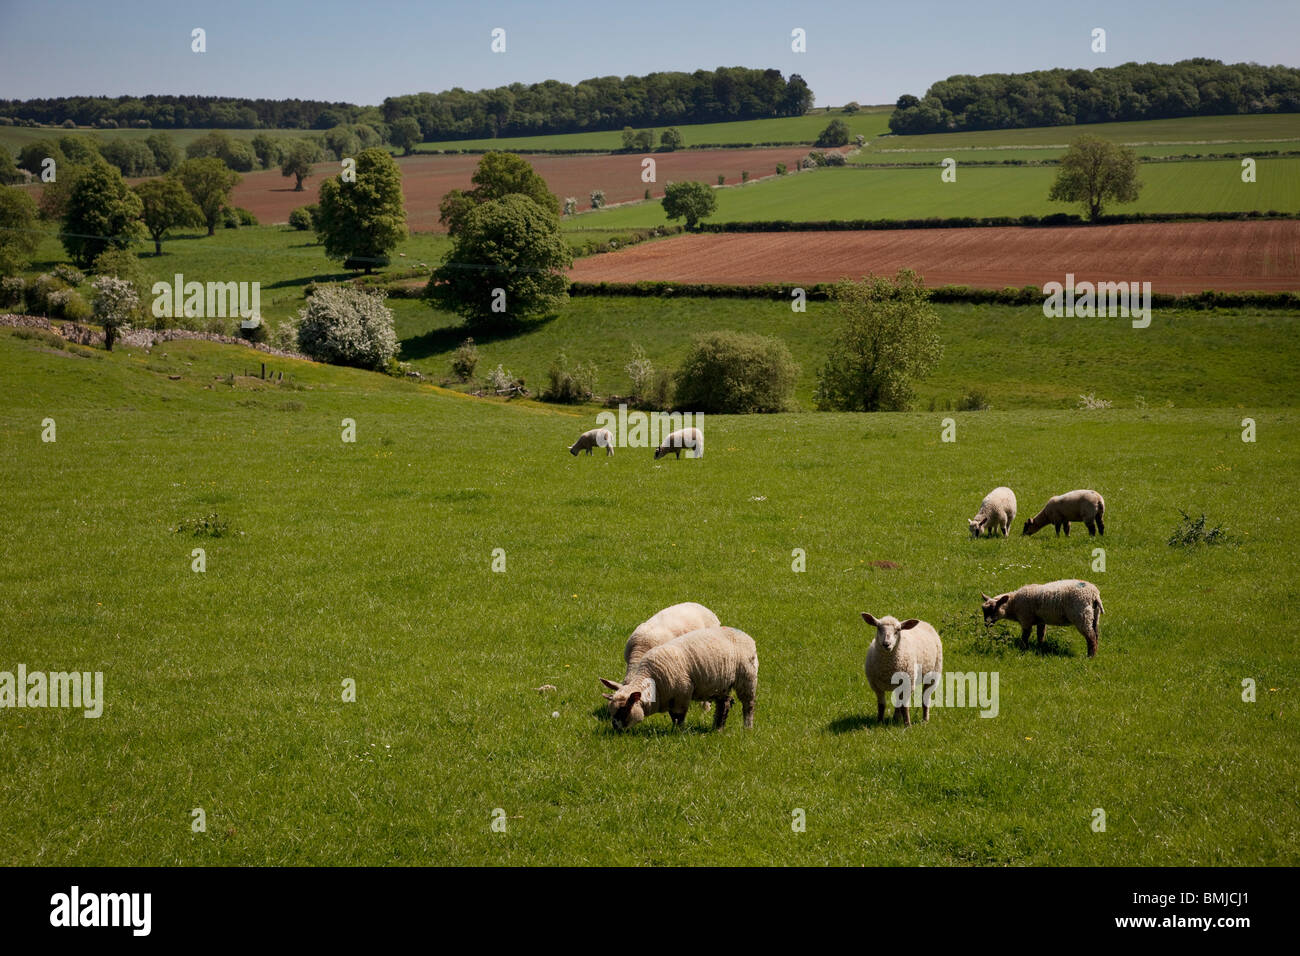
[416, 109, 894, 152]
[569, 158, 1300, 229]
[853, 142, 1300, 164]
[1, 323, 1297, 865]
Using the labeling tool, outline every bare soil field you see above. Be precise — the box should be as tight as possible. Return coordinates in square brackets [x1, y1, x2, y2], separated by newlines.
[227, 147, 820, 231]
[567, 221, 1300, 293]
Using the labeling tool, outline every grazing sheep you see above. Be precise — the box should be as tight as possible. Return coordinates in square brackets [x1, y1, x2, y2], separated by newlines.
[981, 580, 1104, 657]
[653, 427, 703, 460]
[1022, 489, 1105, 537]
[969, 486, 1017, 538]
[569, 427, 614, 457]
[600, 626, 757, 731]
[862, 613, 944, 727]
[622, 602, 721, 681]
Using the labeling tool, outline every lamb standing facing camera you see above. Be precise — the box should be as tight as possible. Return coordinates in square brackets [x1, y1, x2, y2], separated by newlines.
[600, 626, 758, 731]
[569, 428, 614, 456]
[1022, 489, 1105, 536]
[862, 613, 943, 727]
[653, 427, 703, 460]
[981, 580, 1104, 657]
[969, 486, 1017, 538]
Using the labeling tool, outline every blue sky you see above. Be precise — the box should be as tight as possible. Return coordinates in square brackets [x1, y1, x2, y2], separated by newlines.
[1, 0, 1297, 107]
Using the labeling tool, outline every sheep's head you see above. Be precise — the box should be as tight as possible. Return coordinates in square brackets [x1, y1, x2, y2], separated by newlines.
[599, 677, 647, 730]
[1021, 518, 1040, 536]
[981, 592, 1011, 626]
[569, 444, 580, 456]
[861, 612, 919, 652]
[652, 445, 667, 460]
[968, 517, 984, 538]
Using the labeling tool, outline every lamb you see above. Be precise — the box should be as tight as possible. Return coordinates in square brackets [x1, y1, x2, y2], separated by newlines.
[862, 613, 944, 727]
[653, 427, 703, 460]
[569, 427, 614, 457]
[969, 486, 1017, 538]
[600, 626, 757, 731]
[981, 580, 1104, 657]
[1022, 489, 1105, 537]
[621, 602, 721, 682]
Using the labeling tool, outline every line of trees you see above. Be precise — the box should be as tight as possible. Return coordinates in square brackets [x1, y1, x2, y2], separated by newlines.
[382, 68, 813, 141]
[889, 60, 1300, 134]
[0, 95, 381, 130]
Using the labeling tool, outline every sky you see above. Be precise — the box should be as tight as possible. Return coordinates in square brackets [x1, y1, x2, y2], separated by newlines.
[1, 0, 1297, 108]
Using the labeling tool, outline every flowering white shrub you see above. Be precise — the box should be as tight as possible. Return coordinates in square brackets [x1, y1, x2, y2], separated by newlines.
[295, 285, 397, 370]
[91, 275, 138, 348]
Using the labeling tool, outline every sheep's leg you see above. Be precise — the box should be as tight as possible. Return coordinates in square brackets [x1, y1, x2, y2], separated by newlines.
[1019, 624, 1032, 649]
[741, 697, 755, 729]
[670, 707, 687, 728]
[1036, 622, 1046, 647]
[1081, 615, 1099, 657]
[921, 677, 933, 723]
[1085, 519, 1096, 535]
[712, 696, 733, 729]
[898, 703, 911, 728]
[876, 695, 886, 723]
[1062, 521, 1070, 537]
[1097, 515, 1105, 535]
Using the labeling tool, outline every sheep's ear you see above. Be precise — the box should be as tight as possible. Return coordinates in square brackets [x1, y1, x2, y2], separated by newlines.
[599, 677, 621, 691]
[627, 691, 641, 706]
[900, 619, 920, 630]
[980, 592, 992, 601]
[602, 693, 614, 701]
[861, 612, 880, 627]
[997, 594, 1010, 606]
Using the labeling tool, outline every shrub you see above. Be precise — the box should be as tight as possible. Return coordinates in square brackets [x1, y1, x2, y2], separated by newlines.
[235, 207, 257, 226]
[91, 275, 139, 350]
[741, 170, 750, 183]
[673, 330, 798, 414]
[288, 207, 313, 231]
[659, 128, 683, 151]
[815, 119, 850, 147]
[238, 318, 268, 344]
[776, 162, 787, 176]
[51, 264, 85, 286]
[27, 274, 67, 315]
[625, 344, 655, 405]
[450, 337, 479, 381]
[822, 152, 847, 166]
[295, 285, 398, 370]
[717, 174, 725, 185]
[956, 390, 990, 411]
[562, 197, 577, 217]
[91, 248, 150, 324]
[269, 318, 300, 352]
[487, 363, 514, 392]
[59, 290, 92, 322]
[542, 351, 599, 404]
[589, 190, 605, 210]
[814, 270, 942, 412]
[0, 275, 26, 308]
[644, 188, 651, 200]
[222, 206, 241, 229]
[1168, 510, 1230, 548]
[1077, 392, 1113, 409]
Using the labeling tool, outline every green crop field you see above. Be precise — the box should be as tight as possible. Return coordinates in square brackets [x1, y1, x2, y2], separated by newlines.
[852, 142, 1300, 164]
[569, 158, 1300, 229]
[2, 314, 1297, 865]
[416, 108, 893, 153]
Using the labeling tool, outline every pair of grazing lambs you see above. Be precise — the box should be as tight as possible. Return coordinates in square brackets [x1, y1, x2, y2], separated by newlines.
[569, 427, 703, 460]
[968, 487, 1106, 538]
[600, 583, 1104, 732]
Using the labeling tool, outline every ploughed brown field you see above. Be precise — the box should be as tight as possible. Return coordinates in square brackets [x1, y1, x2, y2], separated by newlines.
[567, 221, 1300, 293]
[227, 147, 819, 231]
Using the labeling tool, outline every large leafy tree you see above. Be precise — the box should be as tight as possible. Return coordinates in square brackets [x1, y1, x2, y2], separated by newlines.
[60, 159, 144, 268]
[390, 117, 422, 155]
[813, 269, 943, 412]
[661, 181, 717, 230]
[250, 133, 281, 169]
[134, 178, 203, 254]
[438, 152, 558, 235]
[171, 157, 240, 236]
[316, 147, 407, 273]
[280, 139, 321, 191]
[0, 186, 42, 275]
[1048, 136, 1142, 220]
[426, 193, 571, 330]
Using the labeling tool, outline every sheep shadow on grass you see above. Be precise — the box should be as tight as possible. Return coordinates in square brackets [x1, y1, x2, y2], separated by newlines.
[827, 713, 919, 734]
[588, 703, 738, 735]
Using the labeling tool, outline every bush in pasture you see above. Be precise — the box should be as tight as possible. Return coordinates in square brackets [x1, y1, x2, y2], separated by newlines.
[426, 194, 571, 331]
[221, 206, 241, 229]
[90, 248, 149, 324]
[486, 364, 514, 393]
[775, 162, 787, 176]
[716, 173, 725, 185]
[625, 344, 655, 405]
[814, 269, 942, 412]
[1077, 392, 1113, 409]
[0, 145, 25, 184]
[1168, 510, 1230, 548]
[644, 188, 651, 200]
[27, 274, 67, 315]
[661, 180, 717, 231]
[842, 102, 860, 114]
[450, 337, 479, 381]
[0, 276, 26, 308]
[562, 197, 577, 217]
[741, 170, 750, 183]
[1049, 136, 1142, 221]
[660, 128, 683, 151]
[0, 187, 41, 276]
[144, 133, 181, 173]
[91, 275, 139, 350]
[99, 138, 158, 177]
[956, 390, 990, 411]
[295, 284, 397, 370]
[589, 189, 605, 209]
[60, 159, 144, 268]
[288, 207, 314, 231]
[542, 351, 598, 404]
[251, 133, 282, 169]
[621, 128, 655, 152]
[52, 264, 85, 286]
[673, 330, 798, 414]
[822, 152, 847, 166]
[45, 288, 91, 322]
[815, 119, 850, 147]
[317, 148, 407, 273]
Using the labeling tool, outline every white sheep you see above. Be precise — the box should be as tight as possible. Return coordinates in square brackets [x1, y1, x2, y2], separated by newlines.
[1022, 489, 1105, 537]
[969, 486, 1017, 538]
[862, 613, 944, 726]
[569, 427, 614, 457]
[981, 580, 1104, 657]
[621, 602, 721, 681]
[653, 427, 703, 460]
[600, 626, 757, 730]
